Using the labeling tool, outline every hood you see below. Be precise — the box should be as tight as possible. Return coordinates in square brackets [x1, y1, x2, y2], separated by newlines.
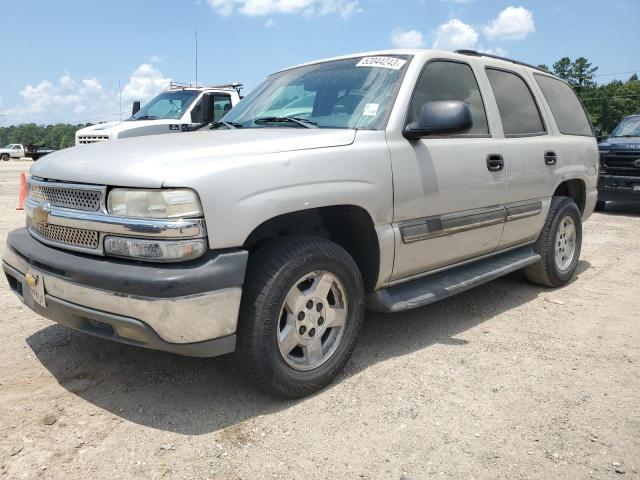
[599, 136, 640, 149]
[32, 128, 357, 188]
[77, 119, 177, 137]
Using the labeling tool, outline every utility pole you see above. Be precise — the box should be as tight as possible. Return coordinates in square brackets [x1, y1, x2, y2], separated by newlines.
[119, 80, 122, 121]
[195, 30, 199, 88]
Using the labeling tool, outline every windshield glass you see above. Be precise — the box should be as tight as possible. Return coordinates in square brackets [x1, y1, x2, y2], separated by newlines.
[128, 90, 200, 120]
[222, 55, 411, 130]
[612, 117, 640, 137]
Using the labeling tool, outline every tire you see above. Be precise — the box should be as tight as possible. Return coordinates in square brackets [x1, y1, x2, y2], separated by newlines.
[524, 196, 582, 288]
[236, 236, 365, 398]
[1, 153, 9, 161]
[595, 200, 606, 211]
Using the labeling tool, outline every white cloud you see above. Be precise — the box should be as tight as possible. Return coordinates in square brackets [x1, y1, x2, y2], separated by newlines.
[264, 18, 275, 27]
[432, 18, 478, 51]
[391, 29, 425, 48]
[121, 63, 170, 104]
[148, 54, 166, 63]
[483, 6, 535, 41]
[206, 0, 359, 18]
[4, 62, 170, 124]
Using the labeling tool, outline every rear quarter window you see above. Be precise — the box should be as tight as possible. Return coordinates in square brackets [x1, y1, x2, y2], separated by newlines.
[534, 74, 593, 137]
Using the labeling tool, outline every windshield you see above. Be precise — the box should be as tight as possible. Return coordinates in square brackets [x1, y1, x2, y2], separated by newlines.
[128, 90, 200, 121]
[612, 117, 640, 137]
[221, 55, 411, 130]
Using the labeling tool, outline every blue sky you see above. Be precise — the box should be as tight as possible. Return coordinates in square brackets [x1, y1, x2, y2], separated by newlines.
[1, 0, 639, 125]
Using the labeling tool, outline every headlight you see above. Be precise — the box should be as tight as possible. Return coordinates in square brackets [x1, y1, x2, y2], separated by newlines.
[104, 236, 207, 262]
[107, 188, 203, 219]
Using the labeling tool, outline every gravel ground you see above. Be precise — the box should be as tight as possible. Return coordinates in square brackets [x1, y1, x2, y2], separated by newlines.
[0, 160, 638, 479]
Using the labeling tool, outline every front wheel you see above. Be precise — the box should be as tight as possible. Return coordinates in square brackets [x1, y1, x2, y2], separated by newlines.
[595, 200, 606, 211]
[525, 196, 583, 287]
[236, 236, 365, 398]
[1, 153, 9, 161]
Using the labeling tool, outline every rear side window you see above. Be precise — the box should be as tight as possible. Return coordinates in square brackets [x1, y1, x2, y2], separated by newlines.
[409, 60, 489, 135]
[534, 74, 593, 136]
[486, 68, 545, 136]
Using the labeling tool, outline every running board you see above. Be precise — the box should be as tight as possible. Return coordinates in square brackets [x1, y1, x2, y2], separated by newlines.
[367, 246, 540, 313]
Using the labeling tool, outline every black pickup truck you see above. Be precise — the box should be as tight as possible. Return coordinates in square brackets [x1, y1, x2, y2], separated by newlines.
[597, 114, 640, 209]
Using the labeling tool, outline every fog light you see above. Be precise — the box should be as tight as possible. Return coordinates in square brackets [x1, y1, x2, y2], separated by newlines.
[104, 236, 207, 262]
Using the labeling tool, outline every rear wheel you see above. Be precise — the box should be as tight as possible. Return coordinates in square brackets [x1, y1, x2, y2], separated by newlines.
[237, 236, 365, 398]
[1, 153, 9, 161]
[525, 196, 582, 287]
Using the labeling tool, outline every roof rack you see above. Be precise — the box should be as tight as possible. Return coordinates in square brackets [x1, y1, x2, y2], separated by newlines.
[169, 81, 193, 90]
[455, 49, 547, 74]
[206, 83, 243, 95]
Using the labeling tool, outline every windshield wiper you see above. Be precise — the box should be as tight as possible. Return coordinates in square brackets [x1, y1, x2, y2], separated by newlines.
[133, 115, 158, 121]
[613, 134, 640, 138]
[254, 116, 318, 129]
[209, 121, 243, 130]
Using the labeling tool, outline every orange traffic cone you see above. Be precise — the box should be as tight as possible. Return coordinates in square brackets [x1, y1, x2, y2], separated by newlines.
[16, 173, 27, 210]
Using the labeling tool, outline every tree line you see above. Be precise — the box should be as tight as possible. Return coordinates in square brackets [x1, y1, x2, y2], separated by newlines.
[0, 123, 89, 150]
[1, 57, 638, 151]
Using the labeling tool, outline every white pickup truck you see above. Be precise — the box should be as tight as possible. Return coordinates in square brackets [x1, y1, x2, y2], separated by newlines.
[75, 83, 243, 146]
[0, 144, 54, 161]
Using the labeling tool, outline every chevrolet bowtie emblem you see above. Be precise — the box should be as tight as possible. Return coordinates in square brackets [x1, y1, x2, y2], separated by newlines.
[32, 204, 50, 225]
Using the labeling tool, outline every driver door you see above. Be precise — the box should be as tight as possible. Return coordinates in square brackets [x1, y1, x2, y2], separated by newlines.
[389, 59, 507, 281]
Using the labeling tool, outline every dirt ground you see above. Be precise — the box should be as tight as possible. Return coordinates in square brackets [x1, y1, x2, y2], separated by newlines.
[0, 160, 638, 480]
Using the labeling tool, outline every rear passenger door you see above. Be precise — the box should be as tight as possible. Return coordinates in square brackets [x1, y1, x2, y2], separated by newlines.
[484, 66, 552, 249]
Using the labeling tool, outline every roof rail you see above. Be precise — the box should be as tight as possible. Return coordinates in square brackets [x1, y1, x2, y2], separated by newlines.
[455, 49, 547, 73]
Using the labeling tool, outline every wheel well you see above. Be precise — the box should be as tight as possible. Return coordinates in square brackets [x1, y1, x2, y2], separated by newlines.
[244, 206, 380, 292]
[553, 179, 586, 214]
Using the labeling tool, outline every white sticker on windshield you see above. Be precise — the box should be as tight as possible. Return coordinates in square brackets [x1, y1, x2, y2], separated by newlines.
[363, 103, 380, 116]
[357, 56, 407, 70]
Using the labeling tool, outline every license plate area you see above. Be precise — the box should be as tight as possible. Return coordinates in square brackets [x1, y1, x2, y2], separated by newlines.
[26, 269, 46, 308]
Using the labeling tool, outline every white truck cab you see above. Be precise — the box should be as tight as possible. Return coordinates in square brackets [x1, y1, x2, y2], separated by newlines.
[75, 83, 242, 146]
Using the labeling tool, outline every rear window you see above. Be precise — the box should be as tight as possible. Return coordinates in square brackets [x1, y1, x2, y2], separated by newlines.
[534, 74, 593, 136]
[486, 68, 546, 136]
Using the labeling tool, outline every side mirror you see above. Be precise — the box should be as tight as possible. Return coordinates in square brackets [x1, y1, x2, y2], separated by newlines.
[404, 101, 472, 140]
[131, 101, 141, 116]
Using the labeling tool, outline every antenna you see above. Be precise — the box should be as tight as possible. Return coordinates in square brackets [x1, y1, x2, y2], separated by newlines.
[118, 80, 122, 121]
[195, 30, 199, 88]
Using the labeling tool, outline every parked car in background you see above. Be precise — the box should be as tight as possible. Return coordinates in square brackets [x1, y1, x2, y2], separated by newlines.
[597, 114, 640, 209]
[74, 83, 243, 146]
[0, 144, 54, 161]
[3, 49, 598, 398]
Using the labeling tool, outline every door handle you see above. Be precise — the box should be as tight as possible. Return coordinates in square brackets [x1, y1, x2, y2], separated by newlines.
[486, 154, 504, 172]
[545, 151, 558, 165]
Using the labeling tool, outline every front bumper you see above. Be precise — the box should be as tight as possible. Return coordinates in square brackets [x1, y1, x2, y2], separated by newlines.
[3, 228, 248, 357]
[598, 174, 640, 203]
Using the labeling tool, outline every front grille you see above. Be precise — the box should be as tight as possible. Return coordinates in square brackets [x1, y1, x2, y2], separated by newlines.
[28, 218, 99, 249]
[603, 151, 640, 176]
[28, 182, 102, 211]
[77, 135, 109, 144]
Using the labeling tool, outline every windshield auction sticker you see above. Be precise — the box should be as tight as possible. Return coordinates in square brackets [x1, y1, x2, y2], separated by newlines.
[357, 57, 407, 70]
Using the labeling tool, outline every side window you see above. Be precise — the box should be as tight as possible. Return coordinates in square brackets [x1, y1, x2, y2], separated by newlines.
[486, 68, 545, 136]
[409, 61, 489, 135]
[212, 95, 232, 122]
[534, 74, 593, 136]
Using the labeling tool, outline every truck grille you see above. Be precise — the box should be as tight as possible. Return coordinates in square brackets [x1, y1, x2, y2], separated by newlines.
[28, 181, 103, 211]
[28, 218, 100, 250]
[602, 151, 640, 176]
[77, 135, 109, 145]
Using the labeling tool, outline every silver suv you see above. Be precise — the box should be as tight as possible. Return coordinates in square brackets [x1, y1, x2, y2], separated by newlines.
[3, 49, 598, 397]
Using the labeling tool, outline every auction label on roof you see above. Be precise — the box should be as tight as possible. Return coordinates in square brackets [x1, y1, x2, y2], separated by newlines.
[357, 57, 407, 70]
